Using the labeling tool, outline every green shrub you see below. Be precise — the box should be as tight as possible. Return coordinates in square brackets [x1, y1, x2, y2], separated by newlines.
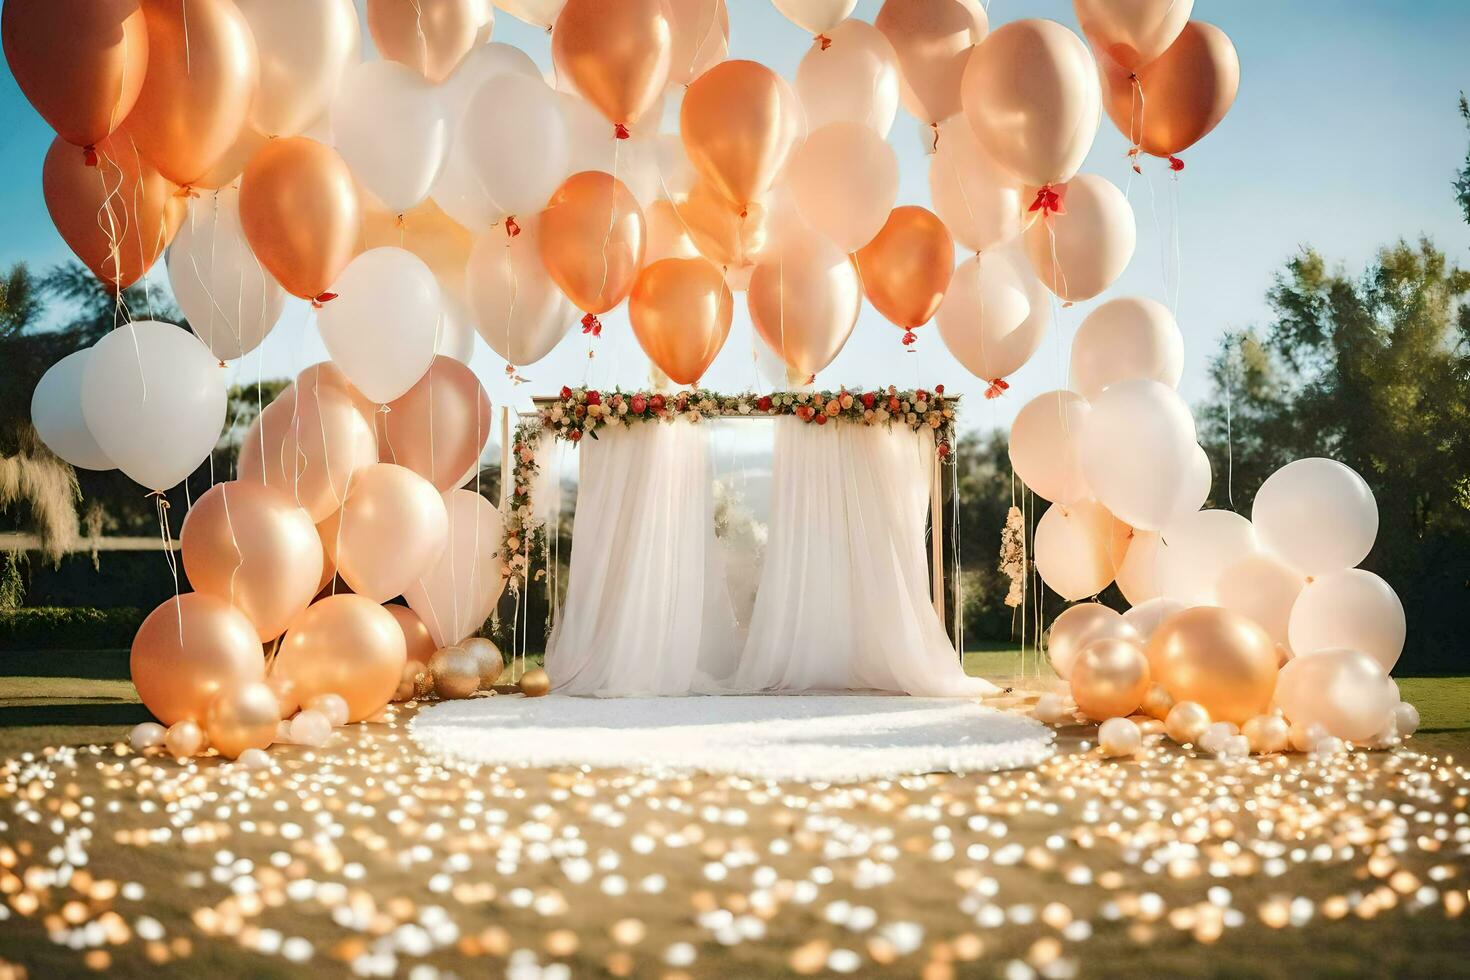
[0, 606, 142, 651]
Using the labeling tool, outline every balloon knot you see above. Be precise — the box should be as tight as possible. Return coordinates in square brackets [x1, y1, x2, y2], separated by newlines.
[217, 359, 226, 368]
[395, 213, 406, 227]
[581, 313, 602, 337]
[173, 185, 198, 199]
[1028, 185, 1065, 217]
[312, 291, 338, 309]
[82, 145, 99, 167]
[146, 490, 171, 509]
[984, 378, 1010, 400]
[901, 330, 918, 347]
[504, 215, 521, 238]
[816, 33, 832, 51]
[614, 123, 631, 140]
[930, 122, 941, 154]
[805, 374, 815, 386]
[1168, 155, 1185, 172]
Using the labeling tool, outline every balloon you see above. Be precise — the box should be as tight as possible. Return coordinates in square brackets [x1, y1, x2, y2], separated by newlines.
[43, 135, 185, 290]
[168, 186, 287, 361]
[380, 356, 492, 492]
[494, 0, 563, 29]
[1009, 390, 1092, 506]
[1274, 648, 1398, 743]
[962, 18, 1098, 187]
[467, 216, 578, 366]
[460, 636, 504, 687]
[1070, 297, 1184, 400]
[667, 0, 729, 87]
[2, 0, 149, 150]
[1098, 715, 1143, 756]
[456, 74, 570, 223]
[385, 603, 439, 664]
[404, 490, 507, 647]
[629, 258, 734, 385]
[645, 200, 702, 264]
[442, 42, 542, 113]
[854, 206, 954, 334]
[1216, 554, 1306, 652]
[318, 248, 443, 404]
[238, 0, 359, 137]
[165, 719, 206, 758]
[747, 231, 862, 378]
[1101, 21, 1239, 158]
[1079, 379, 1198, 531]
[1046, 602, 1138, 680]
[1288, 569, 1406, 672]
[551, 0, 671, 132]
[1251, 458, 1378, 576]
[1023, 174, 1135, 302]
[322, 463, 449, 603]
[81, 322, 226, 491]
[786, 122, 899, 253]
[795, 19, 900, 137]
[1164, 700, 1210, 744]
[1113, 529, 1162, 606]
[274, 593, 407, 721]
[430, 645, 481, 699]
[30, 350, 113, 471]
[1035, 499, 1117, 601]
[1157, 509, 1259, 605]
[1074, 0, 1194, 72]
[131, 593, 266, 727]
[239, 137, 363, 301]
[367, 0, 480, 84]
[537, 171, 647, 318]
[363, 200, 475, 307]
[681, 60, 801, 211]
[127, 0, 258, 188]
[936, 251, 1050, 387]
[205, 682, 280, 759]
[674, 180, 770, 271]
[194, 125, 271, 191]
[331, 62, 449, 214]
[238, 377, 379, 522]
[1145, 606, 1278, 725]
[874, 0, 988, 126]
[1122, 596, 1186, 642]
[928, 118, 1027, 255]
[1070, 638, 1150, 720]
[774, 0, 856, 35]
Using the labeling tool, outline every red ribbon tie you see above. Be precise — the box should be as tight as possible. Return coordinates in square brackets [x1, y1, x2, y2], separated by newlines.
[581, 313, 602, 337]
[613, 123, 630, 140]
[984, 378, 1010, 400]
[311, 291, 338, 309]
[1028, 185, 1065, 217]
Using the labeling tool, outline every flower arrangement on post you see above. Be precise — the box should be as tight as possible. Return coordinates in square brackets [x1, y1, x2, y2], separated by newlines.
[500, 419, 546, 594]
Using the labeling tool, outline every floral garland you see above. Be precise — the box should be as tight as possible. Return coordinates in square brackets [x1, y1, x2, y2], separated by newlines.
[500, 418, 545, 592]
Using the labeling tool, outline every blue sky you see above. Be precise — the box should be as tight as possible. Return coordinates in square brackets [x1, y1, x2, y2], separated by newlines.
[3, 0, 1468, 430]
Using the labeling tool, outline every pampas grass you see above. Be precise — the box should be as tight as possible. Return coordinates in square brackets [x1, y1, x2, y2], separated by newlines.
[0, 447, 80, 561]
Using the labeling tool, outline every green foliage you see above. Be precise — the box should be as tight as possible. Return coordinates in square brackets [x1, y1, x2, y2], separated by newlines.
[0, 606, 144, 651]
[1456, 93, 1470, 225]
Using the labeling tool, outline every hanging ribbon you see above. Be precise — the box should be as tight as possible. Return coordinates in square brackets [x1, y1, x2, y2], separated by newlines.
[311, 291, 338, 309]
[1168, 156, 1185, 172]
[901, 330, 918, 346]
[504, 215, 521, 238]
[815, 33, 832, 51]
[613, 123, 631, 140]
[1028, 185, 1065, 217]
[984, 378, 1010, 400]
[83, 144, 99, 168]
[581, 313, 602, 337]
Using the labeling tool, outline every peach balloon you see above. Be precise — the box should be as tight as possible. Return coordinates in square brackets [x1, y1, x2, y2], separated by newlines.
[384, 603, 439, 664]
[466, 214, 579, 367]
[666, 0, 729, 87]
[854, 206, 954, 334]
[928, 117, 1027, 255]
[42, 134, 185, 290]
[323, 464, 449, 603]
[274, 594, 407, 722]
[629, 258, 734, 385]
[1102, 21, 1239, 158]
[1070, 638, 1151, 721]
[552, 0, 671, 132]
[538, 171, 647, 320]
[1069, 297, 1184, 401]
[1008, 390, 1092, 506]
[403, 490, 507, 647]
[239, 137, 363, 301]
[674, 180, 770, 270]
[934, 251, 1050, 387]
[1273, 649, 1398, 744]
[2, 0, 149, 150]
[1114, 529, 1162, 605]
[131, 594, 266, 727]
[128, 0, 259, 188]
[265, 671, 300, 718]
[747, 232, 862, 378]
[874, 0, 989, 126]
[181, 481, 325, 641]
[1023, 174, 1136, 302]
[1075, 0, 1194, 72]
[205, 681, 281, 759]
[1034, 499, 1117, 601]
[367, 0, 480, 84]
[681, 60, 801, 210]
[795, 18, 900, 137]
[1046, 602, 1137, 680]
[380, 356, 491, 492]
[786, 121, 899, 253]
[194, 124, 270, 191]
[962, 19, 1100, 188]
[1146, 606, 1279, 725]
[645, 199, 702, 264]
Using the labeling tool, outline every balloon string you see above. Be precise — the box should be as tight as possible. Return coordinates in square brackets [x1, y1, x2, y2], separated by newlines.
[221, 480, 243, 614]
[1170, 168, 1184, 315]
[1226, 332, 1238, 512]
[180, 0, 192, 75]
[150, 491, 183, 643]
[410, 0, 429, 82]
[1144, 165, 1172, 313]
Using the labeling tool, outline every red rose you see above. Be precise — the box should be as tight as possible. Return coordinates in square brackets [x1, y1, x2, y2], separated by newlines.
[560, 386, 572, 399]
[650, 394, 665, 411]
[861, 392, 876, 409]
[934, 384, 945, 395]
[888, 397, 901, 412]
[586, 390, 602, 406]
[631, 395, 647, 413]
[938, 442, 950, 458]
[757, 395, 772, 411]
[570, 429, 583, 441]
[815, 413, 828, 425]
[915, 389, 928, 402]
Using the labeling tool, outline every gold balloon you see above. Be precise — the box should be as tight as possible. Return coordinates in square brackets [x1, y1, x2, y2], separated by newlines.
[1164, 700, 1211, 745]
[1242, 713, 1290, 755]
[875, 0, 989, 126]
[1075, 0, 1194, 72]
[1069, 638, 1151, 721]
[854, 206, 955, 332]
[205, 681, 281, 759]
[666, 0, 729, 87]
[519, 667, 552, 698]
[429, 645, 481, 700]
[384, 603, 439, 665]
[367, 0, 480, 84]
[274, 594, 407, 722]
[681, 60, 800, 210]
[1146, 606, 1278, 725]
[128, 0, 259, 187]
[674, 179, 769, 269]
[1101, 21, 1240, 159]
[394, 660, 428, 702]
[629, 258, 733, 386]
[2, 0, 150, 150]
[1140, 684, 1175, 721]
[460, 637, 504, 688]
[381, 356, 491, 492]
[538, 171, 647, 317]
[552, 0, 672, 132]
[131, 594, 266, 727]
[265, 672, 300, 717]
[239, 136, 363, 301]
[1045, 603, 1139, 681]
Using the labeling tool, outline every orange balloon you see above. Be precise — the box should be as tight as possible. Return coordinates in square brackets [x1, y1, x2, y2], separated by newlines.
[674, 180, 769, 270]
[205, 681, 280, 758]
[537, 171, 647, 319]
[1075, 0, 1194, 72]
[681, 60, 801, 211]
[274, 594, 407, 722]
[629, 258, 733, 386]
[127, 0, 258, 187]
[42, 133, 184, 290]
[874, 0, 988, 126]
[1145, 606, 1278, 725]
[747, 231, 862, 378]
[2, 0, 149, 150]
[380, 356, 491, 492]
[1101, 21, 1240, 158]
[384, 603, 438, 664]
[667, 0, 729, 87]
[367, 0, 480, 84]
[181, 481, 325, 641]
[552, 0, 672, 133]
[319, 463, 450, 603]
[131, 593, 266, 727]
[239, 136, 363, 300]
[854, 206, 955, 332]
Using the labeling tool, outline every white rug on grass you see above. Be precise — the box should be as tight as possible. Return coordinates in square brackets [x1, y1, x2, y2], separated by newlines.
[411, 695, 1053, 782]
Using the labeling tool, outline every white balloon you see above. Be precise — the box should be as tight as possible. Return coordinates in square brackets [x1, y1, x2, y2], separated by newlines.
[443, 42, 541, 115]
[1008, 390, 1091, 506]
[404, 489, 507, 647]
[493, 0, 563, 30]
[928, 116, 1026, 254]
[1288, 569, 1406, 672]
[1216, 553, 1306, 651]
[1122, 596, 1186, 641]
[31, 349, 113, 470]
[81, 322, 227, 491]
[318, 248, 443, 404]
[785, 121, 899, 252]
[1079, 379, 1197, 531]
[1034, 499, 1115, 601]
[456, 74, 570, 220]
[773, 0, 857, 34]
[436, 290, 479, 364]
[466, 216, 578, 366]
[936, 250, 1050, 384]
[1274, 648, 1398, 743]
[1098, 716, 1142, 757]
[1166, 444, 1213, 530]
[331, 61, 449, 213]
[1114, 529, 1161, 606]
[238, 0, 360, 137]
[1069, 296, 1184, 400]
[1158, 509, 1259, 606]
[168, 186, 286, 361]
[1251, 458, 1378, 576]
[796, 19, 900, 137]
